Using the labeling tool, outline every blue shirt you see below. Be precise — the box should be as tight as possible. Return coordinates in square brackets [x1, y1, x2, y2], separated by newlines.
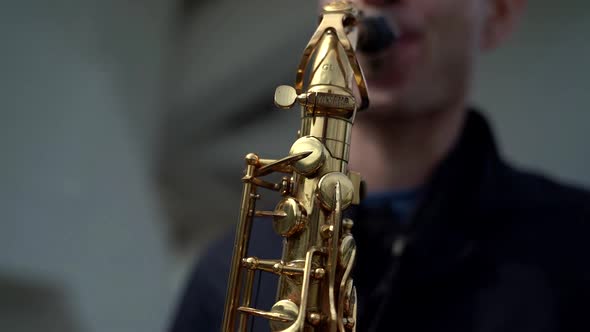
[361, 188, 423, 225]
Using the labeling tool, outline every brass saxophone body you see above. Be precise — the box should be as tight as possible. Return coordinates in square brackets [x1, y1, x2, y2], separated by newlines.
[222, 2, 369, 331]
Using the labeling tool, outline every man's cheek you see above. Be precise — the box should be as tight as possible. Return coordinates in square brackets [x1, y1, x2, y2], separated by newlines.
[430, 4, 475, 53]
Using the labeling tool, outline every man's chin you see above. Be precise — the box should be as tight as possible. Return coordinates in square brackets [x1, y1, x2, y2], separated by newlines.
[365, 88, 400, 114]
[362, 90, 433, 121]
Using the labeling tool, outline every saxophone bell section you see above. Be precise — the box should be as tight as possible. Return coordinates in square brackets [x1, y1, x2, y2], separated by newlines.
[222, 2, 370, 331]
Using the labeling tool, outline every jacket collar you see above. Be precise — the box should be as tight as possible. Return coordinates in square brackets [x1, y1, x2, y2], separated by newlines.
[352, 109, 508, 280]
[407, 110, 504, 273]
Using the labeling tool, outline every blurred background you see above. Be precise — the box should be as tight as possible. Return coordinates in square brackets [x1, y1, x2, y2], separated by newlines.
[0, 0, 588, 331]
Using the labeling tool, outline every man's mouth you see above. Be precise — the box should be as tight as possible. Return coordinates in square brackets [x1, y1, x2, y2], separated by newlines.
[396, 30, 423, 48]
[361, 28, 424, 88]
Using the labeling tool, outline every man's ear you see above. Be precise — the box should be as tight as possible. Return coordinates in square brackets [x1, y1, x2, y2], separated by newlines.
[481, 0, 527, 51]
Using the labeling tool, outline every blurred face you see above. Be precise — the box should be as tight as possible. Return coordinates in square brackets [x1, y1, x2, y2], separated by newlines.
[319, 0, 521, 118]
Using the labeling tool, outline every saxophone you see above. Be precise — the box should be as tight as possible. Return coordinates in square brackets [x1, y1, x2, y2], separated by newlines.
[222, 2, 371, 331]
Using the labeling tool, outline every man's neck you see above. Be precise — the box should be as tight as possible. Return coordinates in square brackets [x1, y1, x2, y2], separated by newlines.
[348, 106, 467, 193]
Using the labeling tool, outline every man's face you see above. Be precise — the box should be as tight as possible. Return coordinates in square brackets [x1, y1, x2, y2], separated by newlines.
[319, 0, 499, 118]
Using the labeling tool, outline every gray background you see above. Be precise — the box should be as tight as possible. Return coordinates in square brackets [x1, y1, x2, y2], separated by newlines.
[1, 0, 588, 331]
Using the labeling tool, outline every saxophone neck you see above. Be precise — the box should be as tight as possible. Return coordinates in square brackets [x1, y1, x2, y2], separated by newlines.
[295, 1, 369, 111]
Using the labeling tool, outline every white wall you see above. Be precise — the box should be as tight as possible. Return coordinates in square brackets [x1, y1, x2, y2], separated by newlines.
[474, 1, 590, 186]
[0, 0, 176, 331]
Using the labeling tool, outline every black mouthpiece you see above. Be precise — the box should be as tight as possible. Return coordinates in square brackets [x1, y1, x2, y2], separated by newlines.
[358, 16, 398, 54]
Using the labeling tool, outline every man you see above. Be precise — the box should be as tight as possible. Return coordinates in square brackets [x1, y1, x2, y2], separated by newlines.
[170, 0, 590, 331]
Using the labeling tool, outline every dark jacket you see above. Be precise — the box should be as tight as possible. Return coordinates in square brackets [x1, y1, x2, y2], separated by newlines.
[169, 110, 590, 332]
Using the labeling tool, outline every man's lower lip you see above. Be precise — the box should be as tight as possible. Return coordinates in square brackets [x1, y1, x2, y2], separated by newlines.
[370, 74, 404, 87]
[397, 32, 422, 45]
[377, 36, 422, 59]
[395, 34, 422, 54]
[362, 40, 421, 86]
[366, 63, 405, 87]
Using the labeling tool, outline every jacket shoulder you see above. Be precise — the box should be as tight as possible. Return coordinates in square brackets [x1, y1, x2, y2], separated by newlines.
[487, 163, 590, 279]
[499, 164, 590, 218]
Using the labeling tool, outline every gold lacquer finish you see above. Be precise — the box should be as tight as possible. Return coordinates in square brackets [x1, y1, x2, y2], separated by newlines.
[269, 300, 300, 331]
[273, 198, 306, 237]
[289, 137, 327, 177]
[317, 172, 354, 211]
[222, 2, 368, 331]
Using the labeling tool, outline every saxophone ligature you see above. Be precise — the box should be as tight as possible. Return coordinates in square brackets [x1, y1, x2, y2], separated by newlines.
[222, 2, 370, 331]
